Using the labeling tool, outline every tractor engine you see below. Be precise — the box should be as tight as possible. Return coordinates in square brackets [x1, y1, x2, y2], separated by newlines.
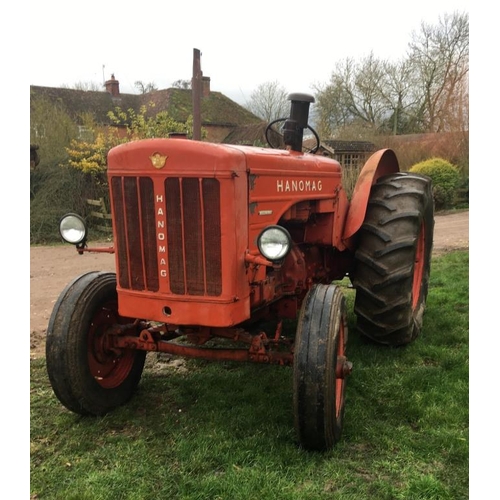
[106, 126, 352, 329]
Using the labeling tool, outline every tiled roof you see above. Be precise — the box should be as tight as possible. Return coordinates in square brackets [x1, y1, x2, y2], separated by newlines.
[322, 140, 376, 153]
[30, 85, 261, 128]
[143, 89, 261, 127]
[224, 123, 277, 146]
[30, 85, 137, 126]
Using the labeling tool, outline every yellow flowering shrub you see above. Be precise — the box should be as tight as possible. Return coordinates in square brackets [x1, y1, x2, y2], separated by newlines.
[67, 104, 203, 177]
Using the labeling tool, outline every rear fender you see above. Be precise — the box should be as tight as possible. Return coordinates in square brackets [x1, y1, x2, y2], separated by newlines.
[342, 149, 399, 246]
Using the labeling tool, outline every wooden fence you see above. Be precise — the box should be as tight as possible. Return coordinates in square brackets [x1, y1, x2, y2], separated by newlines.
[86, 198, 112, 233]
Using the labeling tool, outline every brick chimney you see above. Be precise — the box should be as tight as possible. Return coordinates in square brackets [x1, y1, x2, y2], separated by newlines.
[202, 76, 211, 97]
[105, 74, 120, 97]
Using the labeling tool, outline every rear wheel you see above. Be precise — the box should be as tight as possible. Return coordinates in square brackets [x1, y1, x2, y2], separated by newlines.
[351, 173, 434, 346]
[293, 284, 351, 451]
[46, 271, 146, 415]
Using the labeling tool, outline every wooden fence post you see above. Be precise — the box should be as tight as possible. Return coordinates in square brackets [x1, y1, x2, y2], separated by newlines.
[86, 198, 112, 233]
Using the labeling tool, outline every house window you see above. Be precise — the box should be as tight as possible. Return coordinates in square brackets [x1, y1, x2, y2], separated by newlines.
[342, 154, 362, 169]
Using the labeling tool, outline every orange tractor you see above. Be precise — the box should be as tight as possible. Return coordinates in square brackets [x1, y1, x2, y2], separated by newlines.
[46, 93, 434, 451]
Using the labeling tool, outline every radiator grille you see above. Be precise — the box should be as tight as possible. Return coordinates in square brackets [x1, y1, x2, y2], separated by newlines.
[165, 178, 222, 295]
[111, 177, 158, 291]
[110, 176, 222, 296]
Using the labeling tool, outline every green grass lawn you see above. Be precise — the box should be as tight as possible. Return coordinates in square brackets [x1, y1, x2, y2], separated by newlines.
[30, 251, 468, 500]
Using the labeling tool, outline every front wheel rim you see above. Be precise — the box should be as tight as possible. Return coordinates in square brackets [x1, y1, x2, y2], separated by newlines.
[335, 320, 347, 420]
[87, 301, 136, 389]
[412, 221, 426, 310]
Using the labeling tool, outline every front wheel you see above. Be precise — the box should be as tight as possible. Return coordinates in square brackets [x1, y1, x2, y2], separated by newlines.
[351, 173, 434, 346]
[46, 271, 146, 415]
[293, 284, 351, 451]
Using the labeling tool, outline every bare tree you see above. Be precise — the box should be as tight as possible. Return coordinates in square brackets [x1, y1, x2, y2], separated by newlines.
[379, 59, 421, 134]
[408, 11, 469, 132]
[134, 81, 158, 94]
[314, 60, 355, 137]
[171, 79, 191, 89]
[313, 54, 388, 137]
[245, 81, 289, 122]
[351, 52, 388, 126]
[314, 12, 468, 138]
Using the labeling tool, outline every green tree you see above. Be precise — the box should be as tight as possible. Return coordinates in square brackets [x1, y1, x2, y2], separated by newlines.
[30, 94, 91, 243]
[30, 93, 78, 169]
[30, 93, 79, 201]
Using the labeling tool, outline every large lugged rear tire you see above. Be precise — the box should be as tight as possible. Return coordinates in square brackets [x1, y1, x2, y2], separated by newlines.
[293, 284, 350, 451]
[351, 173, 434, 346]
[46, 271, 146, 415]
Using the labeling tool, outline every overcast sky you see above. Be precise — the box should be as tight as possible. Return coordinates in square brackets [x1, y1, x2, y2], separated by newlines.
[30, 0, 469, 105]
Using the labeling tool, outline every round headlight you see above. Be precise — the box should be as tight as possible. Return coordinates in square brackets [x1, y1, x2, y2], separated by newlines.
[257, 225, 292, 261]
[59, 214, 88, 245]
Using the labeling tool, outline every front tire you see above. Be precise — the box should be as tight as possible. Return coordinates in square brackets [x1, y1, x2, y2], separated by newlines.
[351, 173, 434, 346]
[46, 271, 146, 415]
[293, 284, 350, 451]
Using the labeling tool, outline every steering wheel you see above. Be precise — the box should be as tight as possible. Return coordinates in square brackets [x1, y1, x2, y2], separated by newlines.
[265, 118, 321, 154]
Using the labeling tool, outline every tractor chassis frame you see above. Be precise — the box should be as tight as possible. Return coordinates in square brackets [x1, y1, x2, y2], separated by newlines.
[108, 321, 351, 378]
[110, 320, 294, 365]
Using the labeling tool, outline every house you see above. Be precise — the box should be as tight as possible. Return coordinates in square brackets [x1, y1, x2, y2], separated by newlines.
[30, 77, 382, 166]
[30, 74, 262, 143]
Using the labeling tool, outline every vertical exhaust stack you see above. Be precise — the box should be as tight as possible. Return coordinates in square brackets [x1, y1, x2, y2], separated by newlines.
[192, 48, 202, 141]
[283, 93, 315, 152]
